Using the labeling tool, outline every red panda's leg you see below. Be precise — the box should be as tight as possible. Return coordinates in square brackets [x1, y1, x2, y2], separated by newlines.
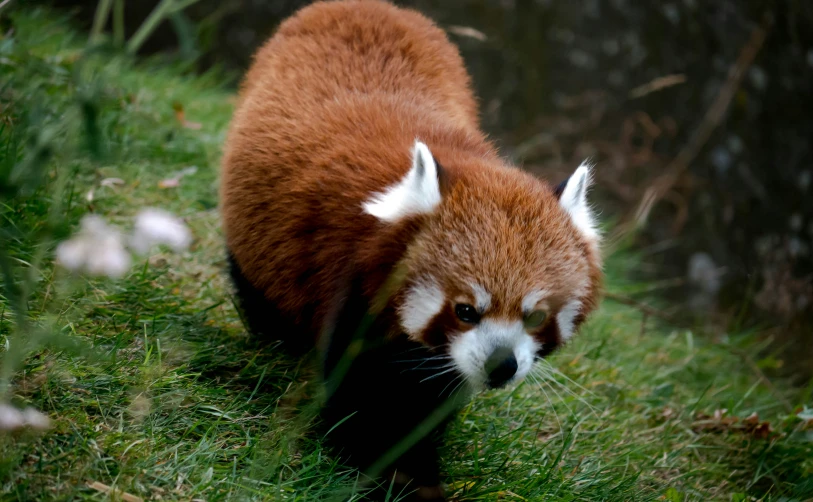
[226, 249, 312, 355]
[321, 346, 452, 501]
[321, 336, 460, 501]
[378, 439, 447, 501]
[318, 271, 464, 501]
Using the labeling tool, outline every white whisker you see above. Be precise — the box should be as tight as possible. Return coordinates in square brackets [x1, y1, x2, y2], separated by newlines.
[528, 371, 562, 432]
[395, 355, 452, 364]
[536, 359, 596, 397]
[533, 370, 576, 417]
[396, 352, 453, 373]
[440, 374, 464, 398]
[445, 376, 468, 399]
[531, 364, 598, 414]
[419, 365, 457, 383]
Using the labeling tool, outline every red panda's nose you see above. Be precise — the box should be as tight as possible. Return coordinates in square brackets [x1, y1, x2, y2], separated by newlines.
[485, 347, 518, 389]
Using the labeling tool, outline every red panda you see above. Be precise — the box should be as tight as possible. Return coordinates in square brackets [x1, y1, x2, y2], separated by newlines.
[220, 0, 603, 500]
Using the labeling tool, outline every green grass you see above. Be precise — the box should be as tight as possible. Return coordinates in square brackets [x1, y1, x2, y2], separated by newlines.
[1, 8, 812, 502]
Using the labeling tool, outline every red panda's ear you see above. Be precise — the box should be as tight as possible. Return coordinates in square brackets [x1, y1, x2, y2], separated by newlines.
[362, 140, 443, 223]
[557, 162, 599, 242]
[432, 154, 453, 199]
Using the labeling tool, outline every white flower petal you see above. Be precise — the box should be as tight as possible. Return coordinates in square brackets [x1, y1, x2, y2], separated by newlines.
[132, 208, 192, 253]
[80, 214, 114, 236]
[86, 237, 131, 278]
[55, 215, 133, 278]
[0, 403, 25, 431]
[21, 407, 51, 430]
[55, 238, 89, 271]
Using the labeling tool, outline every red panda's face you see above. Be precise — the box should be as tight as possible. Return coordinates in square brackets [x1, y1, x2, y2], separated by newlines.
[364, 141, 602, 392]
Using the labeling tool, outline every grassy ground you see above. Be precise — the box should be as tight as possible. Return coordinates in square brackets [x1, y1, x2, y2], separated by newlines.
[1, 8, 812, 502]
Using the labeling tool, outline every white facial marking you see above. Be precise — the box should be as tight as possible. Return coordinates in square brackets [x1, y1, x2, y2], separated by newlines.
[399, 279, 445, 336]
[450, 319, 540, 391]
[362, 140, 441, 222]
[522, 289, 550, 314]
[559, 162, 599, 241]
[449, 330, 485, 388]
[470, 283, 492, 312]
[556, 299, 583, 341]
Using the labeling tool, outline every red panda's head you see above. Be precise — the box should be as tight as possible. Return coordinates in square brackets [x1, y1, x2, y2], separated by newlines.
[363, 140, 603, 392]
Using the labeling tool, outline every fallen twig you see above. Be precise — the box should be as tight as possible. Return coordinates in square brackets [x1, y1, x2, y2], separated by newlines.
[628, 74, 687, 99]
[446, 25, 487, 42]
[611, 13, 773, 244]
[639, 311, 649, 339]
[87, 481, 144, 502]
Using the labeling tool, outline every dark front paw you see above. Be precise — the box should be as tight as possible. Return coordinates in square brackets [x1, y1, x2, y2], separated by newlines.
[363, 472, 447, 502]
[382, 471, 447, 502]
[412, 484, 447, 502]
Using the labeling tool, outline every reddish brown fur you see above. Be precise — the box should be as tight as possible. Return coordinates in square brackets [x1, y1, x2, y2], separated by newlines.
[221, 0, 602, 351]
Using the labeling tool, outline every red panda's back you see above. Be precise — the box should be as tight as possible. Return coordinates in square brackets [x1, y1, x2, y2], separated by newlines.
[221, 0, 486, 338]
[237, 0, 478, 128]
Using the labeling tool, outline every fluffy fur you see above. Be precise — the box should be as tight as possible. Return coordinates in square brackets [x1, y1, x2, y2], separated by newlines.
[220, 1, 603, 499]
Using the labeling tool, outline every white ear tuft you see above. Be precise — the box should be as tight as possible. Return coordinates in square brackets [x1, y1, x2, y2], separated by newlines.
[362, 140, 442, 223]
[558, 161, 599, 241]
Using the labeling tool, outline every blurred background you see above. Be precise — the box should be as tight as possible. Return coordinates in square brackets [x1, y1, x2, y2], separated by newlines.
[28, 0, 813, 381]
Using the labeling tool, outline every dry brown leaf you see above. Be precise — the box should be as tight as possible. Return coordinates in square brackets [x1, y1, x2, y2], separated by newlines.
[739, 412, 775, 439]
[158, 178, 180, 189]
[158, 166, 198, 189]
[692, 409, 738, 432]
[100, 178, 125, 188]
[750, 421, 774, 439]
[172, 102, 184, 120]
[692, 409, 776, 439]
[172, 102, 203, 130]
[87, 481, 144, 502]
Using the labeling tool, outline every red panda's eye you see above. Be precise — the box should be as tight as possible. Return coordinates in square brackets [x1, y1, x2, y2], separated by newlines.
[454, 304, 480, 324]
[523, 310, 547, 329]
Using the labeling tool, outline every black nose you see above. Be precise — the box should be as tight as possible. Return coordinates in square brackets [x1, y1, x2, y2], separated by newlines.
[485, 347, 518, 389]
